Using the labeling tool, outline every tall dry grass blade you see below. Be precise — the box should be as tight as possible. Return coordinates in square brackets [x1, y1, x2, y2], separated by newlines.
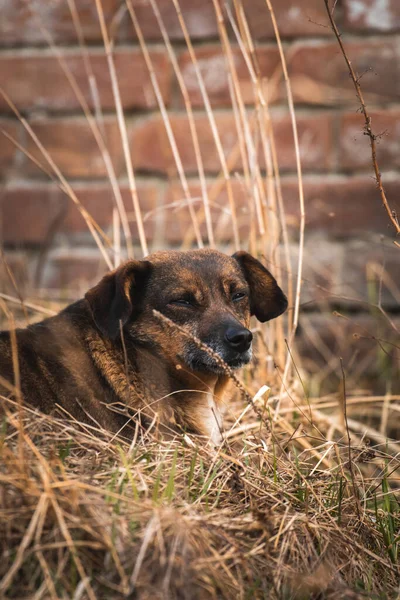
[67, 0, 105, 130]
[30, 13, 134, 259]
[0, 89, 113, 270]
[213, 0, 266, 240]
[50, 495, 97, 600]
[0, 494, 48, 594]
[113, 207, 122, 268]
[228, 0, 280, 250]
[259, 0, 306, 412]
[0, 299, 25, 469]
[94, 0, 148, 257]
[0, 250, 29, 325]
[268, 120, 295, 319]
[125, 0, 204, 249]
[130, 515, 157, 587]
[380, 388, 391, 436]
[171, 0, 240, 250]
[1, 128, 57, 183]
[35, 550, 58, 600]
[147, 0, 215, 247]
[1, 128, 115, 257]
[223, 3, 280, 367]
[1, 128, 112, 251]
[226, 74, 252, 191]
[225, 2, 292, 366]
[0, 292, 57, 317]
[1, 127, 124, 289]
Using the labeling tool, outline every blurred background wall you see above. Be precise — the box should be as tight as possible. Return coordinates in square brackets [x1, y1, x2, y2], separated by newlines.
[0, 0, 399, 395]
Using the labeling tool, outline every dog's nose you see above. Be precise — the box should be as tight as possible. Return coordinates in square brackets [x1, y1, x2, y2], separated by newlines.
[224, 327, 253, 353]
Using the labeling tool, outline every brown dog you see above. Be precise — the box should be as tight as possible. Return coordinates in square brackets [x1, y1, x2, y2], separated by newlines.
[0, 249, 287, 442]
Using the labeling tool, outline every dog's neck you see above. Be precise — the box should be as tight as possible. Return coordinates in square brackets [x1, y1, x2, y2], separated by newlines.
[87, 332, 230, 443]
[135, 346, 230, 443]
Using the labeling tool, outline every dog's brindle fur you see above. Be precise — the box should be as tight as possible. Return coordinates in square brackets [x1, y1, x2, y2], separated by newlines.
[0, 250, 287, 443]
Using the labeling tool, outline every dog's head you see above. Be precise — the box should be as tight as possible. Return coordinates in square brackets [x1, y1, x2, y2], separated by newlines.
[85, 250, 287, 374]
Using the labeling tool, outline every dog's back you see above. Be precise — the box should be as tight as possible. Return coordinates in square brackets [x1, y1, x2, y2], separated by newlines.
[0, 302, 133, 433]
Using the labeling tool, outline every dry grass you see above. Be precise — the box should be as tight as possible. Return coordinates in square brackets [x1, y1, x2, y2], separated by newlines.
[0, 0, 399, 598]
[1, 387, 399, 599]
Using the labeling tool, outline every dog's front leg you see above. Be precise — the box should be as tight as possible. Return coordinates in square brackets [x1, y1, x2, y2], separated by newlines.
[201, 393, 224, 446]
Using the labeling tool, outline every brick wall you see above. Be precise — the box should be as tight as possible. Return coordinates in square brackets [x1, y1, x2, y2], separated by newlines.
[0, 0, 399, 392]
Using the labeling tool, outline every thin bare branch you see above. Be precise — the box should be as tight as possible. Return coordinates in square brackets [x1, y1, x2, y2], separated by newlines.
[323, 0, 400, 237]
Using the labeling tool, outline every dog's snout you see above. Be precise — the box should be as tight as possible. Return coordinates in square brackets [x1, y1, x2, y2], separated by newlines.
[224, 326, 253, 353]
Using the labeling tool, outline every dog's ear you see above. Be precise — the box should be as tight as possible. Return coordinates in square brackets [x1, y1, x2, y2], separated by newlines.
[233, 251, 288, 322]
[85, 260, 151, 339]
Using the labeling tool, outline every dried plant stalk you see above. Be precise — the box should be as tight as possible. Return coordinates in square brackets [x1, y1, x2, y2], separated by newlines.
[0, 89, 113, 271]
[147, 0, 215, 247]
[94, 0, 148, 257]
[125, 0, 204, 249]
[171, 0, 241, 250]
[258, 0, 306, 413]
[324, 0, 400, 237]
[34, 15, 134, 259]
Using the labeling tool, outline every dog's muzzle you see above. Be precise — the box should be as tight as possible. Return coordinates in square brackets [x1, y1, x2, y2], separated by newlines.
[183, 322, 253, 373]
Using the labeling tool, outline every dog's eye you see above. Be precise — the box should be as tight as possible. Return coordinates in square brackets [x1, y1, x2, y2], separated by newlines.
[169, 298, 194, 307]
[232, 292, 247, 302]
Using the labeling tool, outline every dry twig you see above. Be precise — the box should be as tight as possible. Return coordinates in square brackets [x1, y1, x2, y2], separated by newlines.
[324, 0, 400, 237]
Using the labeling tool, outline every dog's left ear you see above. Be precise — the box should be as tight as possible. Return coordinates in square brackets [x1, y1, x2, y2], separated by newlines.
[85, 260, 151, 339]
[233, 251, 288, 322]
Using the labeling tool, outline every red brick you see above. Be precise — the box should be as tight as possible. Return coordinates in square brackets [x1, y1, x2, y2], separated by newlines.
[0, 0, 118, 46]
[178, 39, 400, 110]
[44, 250, 108, 291]
[0, 185, 66, 247]
[0, 121, 23, 173]
[271, 111, 334, 171]
[340, 238, 400, 308]
[0, 181, 160, 245]
[287, 236, 399, 309]
[285, 239, 345, 306]
[162, 174, 400, 244]
[289, 40, 400, 106]
[179, 45, 281, 108]
[343, 0, 400, 32]
[297, 313, 400, 395]
[280, 174, 400, 236]
[2, 175, 399, 252]
[0, 0, 331, 48]
[0, 184, 64, 245]
[119, 0, 219, 42]
[130, 111, 333, 174]
[163, 179, 251, 244]
[339, 109, 400, 171]
[119, 0, 331, 42]
[0, 49, 171, 112]
[61, 181, 160, 243]
[25, 117, 123, 179]
[239, 0, 332, 39]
